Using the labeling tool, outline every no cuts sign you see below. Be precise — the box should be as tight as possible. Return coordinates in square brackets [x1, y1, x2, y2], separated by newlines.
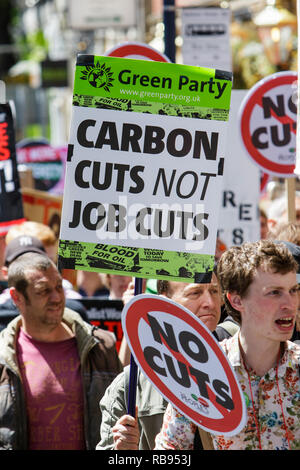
[122, 294, 247, 436]
[239, 71, 297, 177]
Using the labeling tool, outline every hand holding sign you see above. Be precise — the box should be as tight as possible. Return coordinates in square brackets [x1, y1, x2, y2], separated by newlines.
[122, 294, 246, 436]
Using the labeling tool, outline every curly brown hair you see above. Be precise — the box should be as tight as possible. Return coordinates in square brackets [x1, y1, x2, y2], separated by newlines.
[217, 240, 298, 323]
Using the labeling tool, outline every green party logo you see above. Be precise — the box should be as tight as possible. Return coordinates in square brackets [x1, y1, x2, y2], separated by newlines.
[80, 61, 114, 92]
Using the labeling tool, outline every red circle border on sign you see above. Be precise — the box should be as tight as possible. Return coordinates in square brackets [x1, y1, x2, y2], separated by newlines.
[240, 72, 297, 176]
[124, 295, 245, 436]
[106, 42, 170, 62]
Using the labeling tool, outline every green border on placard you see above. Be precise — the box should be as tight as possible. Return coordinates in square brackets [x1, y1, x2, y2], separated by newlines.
[73, 54, 232, 117]
[59, 239, 214, 284]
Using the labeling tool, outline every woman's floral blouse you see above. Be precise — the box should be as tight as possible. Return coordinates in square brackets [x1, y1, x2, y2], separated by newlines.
[155, 334, 300, 450]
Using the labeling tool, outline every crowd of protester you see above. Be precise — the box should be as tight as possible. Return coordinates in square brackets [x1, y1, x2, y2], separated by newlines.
[0, 182, 299, 450]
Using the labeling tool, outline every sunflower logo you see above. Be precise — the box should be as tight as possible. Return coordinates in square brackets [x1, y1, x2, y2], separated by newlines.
[80, 62, 114, 92]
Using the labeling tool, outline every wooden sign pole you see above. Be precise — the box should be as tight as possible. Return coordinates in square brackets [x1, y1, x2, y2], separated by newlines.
[286, 177, 296, 223]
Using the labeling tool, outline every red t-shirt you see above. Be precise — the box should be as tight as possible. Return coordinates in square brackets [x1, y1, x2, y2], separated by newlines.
[17, 328, 86, 450]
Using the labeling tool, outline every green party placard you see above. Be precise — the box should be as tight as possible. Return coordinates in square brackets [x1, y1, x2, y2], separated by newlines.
[58, 54, 232, 283]
[73, 54, 231, 114]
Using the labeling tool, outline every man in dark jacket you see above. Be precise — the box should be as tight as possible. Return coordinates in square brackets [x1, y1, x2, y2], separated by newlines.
[0, 252, 122, 450]
[0, 235, 89, 328]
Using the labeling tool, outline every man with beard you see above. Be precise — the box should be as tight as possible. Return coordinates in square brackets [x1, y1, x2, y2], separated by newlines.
[0, 252, 122, 450]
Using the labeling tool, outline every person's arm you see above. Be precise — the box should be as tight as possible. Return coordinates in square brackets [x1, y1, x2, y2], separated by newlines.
[96, 371, 129, 450]
[96, 367, 141, 450]
[154, 403, 196, 450]
[118, 336, 131, 367]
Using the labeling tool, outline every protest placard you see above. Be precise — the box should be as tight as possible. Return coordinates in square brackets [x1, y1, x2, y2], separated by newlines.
[106, 42, 170, 62]
[239, 71, 297, 177]
[16, 140, 64, 192]
[68, 0, 137, 30]
[122, 294, 247, 436]
[0, 102, 26, 236]
[181, 7, 232, 72]
[58, 55, 232, 283]
[218, 90, 260, 248]
[22, 187, 62, 238]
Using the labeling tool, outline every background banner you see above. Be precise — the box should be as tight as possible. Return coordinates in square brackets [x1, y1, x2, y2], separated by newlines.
[218, 90, 260, 248]
[0, 102, 25, 236]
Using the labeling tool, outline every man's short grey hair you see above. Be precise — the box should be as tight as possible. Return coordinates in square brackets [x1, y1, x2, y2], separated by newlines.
[8, 252, 56, 298]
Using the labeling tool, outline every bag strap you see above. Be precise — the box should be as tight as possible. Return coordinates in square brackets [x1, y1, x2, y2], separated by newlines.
[218, 320, 239, 337]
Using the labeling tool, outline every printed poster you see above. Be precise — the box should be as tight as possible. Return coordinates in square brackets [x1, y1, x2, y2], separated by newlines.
[181, 7, 232, 72]
[58, 55, 232, 282]
[16, 140, 64, 192]
[218, 90, 260, 248]
[68, 0, 137, 30]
